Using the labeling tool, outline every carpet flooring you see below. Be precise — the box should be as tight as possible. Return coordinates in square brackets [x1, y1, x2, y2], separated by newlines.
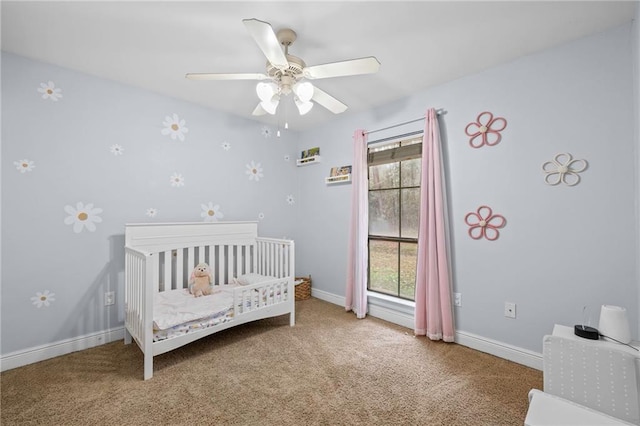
[1, 298, 542, 425]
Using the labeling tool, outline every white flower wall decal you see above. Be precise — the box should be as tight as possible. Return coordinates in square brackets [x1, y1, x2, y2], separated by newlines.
[245, 161, 264, 181]
[31, 290, 56, 308]
[286, 194, 295, 205]
[14, 159, 35, 173]
[284, 155, 290, 162]
[146, 208, 158, 218]
[161, 113, 189, 141]
[64, 202, 103, 233]
[201, 202, 224, 222]
[258, 212, 265, 221]
[110, 144, 124, 155]
[261, 126, 272, 138]
[37, 81, 63, 101]
[170, 172, 185, 187]
[221, 141, 231, 151]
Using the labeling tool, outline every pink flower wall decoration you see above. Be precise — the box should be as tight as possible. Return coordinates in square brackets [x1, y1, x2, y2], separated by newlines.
[465, 111, 507, 148]
[464, 206, 506, 241]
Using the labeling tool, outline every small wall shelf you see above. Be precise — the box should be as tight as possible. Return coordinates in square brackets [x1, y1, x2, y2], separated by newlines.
[325, 174, 352, 185]
[296, 156, 322, 166]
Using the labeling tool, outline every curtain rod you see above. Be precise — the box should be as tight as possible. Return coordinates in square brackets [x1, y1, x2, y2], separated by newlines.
[364, 108, 446, 136]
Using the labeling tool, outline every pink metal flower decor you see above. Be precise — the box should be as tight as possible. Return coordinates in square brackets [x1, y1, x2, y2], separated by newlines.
[464, 206, 506, 241]
[465, 111, 507, 148]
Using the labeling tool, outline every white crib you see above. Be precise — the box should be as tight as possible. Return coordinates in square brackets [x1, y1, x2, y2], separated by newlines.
[124, 221, 295, 380]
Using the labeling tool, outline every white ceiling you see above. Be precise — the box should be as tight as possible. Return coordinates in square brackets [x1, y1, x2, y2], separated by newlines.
[1, 1, 636, 131]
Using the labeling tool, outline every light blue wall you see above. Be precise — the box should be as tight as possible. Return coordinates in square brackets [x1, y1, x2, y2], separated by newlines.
[1, 52, 300, 355]
[296, 24, 638, 353]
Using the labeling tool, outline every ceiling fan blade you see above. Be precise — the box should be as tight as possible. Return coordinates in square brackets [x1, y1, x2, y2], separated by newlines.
[185, 73, 269, 81]
[252, 103, 267, 116]
[303, 57, 380, 80]
[311, 86, 348, 114]
[242, 18, 289, 70]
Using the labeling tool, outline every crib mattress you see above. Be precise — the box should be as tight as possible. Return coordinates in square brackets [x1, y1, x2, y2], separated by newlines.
[153, 286, 236, 341]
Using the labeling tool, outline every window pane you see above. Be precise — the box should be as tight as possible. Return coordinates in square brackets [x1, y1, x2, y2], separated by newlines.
[401, 158, 421, 187]
[401, 188, 420, 239]
[369, 163, 399, 190]
[399, 243, 417, 299]
[369, 240, 398, 296]
[369, 190, 399, 237]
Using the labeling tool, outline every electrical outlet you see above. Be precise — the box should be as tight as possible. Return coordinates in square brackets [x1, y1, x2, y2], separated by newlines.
[454, 293, 462, 307]
[105, 291, 115, 306]
[504, 302, 516, 319]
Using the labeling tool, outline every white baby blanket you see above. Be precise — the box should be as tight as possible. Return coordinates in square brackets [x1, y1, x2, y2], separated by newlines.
[153, 286, 236, 330]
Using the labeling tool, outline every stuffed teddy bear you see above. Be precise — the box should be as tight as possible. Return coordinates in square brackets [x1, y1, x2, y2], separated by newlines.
[189, 262, 214, 297]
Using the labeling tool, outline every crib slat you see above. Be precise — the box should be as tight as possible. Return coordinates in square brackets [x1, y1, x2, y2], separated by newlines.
[235, 246, 242, 278]
[283, 245, 288, 280]
[217, 246, 224, 285]
[187, 246, 195, 272]
[268, 243, 273, 276]
[175, 248, 184, 289]
[161, 250, 170, 290]
[251, 244, 257, 274]
[253, 241, 262, 274]
[227, 245, 233, 283]
[198, 245, 205, 264]
[243, 245, 249, 275]
[270, 243, 275, 276]
[205, 245, 213, 272]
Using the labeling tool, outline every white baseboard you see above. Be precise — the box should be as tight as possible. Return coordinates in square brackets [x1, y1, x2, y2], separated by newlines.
[0, 326, 125, 372]
[311, 288, 542, 371]
[455, 330, 542, 370]
[311, 288, 345, 306]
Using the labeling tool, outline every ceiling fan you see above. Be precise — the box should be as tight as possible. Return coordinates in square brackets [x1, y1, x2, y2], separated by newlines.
[185, 18, 381, 117]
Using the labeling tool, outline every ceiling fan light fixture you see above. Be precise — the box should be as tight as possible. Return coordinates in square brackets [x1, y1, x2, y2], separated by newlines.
[293, 81, 314, 103]
[256, 82, 278, 102]
[295, 98, 314, 115]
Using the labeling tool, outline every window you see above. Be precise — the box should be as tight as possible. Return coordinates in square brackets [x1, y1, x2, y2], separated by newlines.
[367, 136, 422, 301]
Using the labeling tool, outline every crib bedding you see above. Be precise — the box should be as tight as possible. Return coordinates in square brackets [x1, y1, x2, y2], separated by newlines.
[152, 274, 287, 342]
[153, 286, 236, 330]
[153, 286, 236, 341]
[152, 283, 288, 342]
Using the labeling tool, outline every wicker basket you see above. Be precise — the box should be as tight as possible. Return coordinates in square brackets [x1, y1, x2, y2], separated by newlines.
[294, 276, 312, 301]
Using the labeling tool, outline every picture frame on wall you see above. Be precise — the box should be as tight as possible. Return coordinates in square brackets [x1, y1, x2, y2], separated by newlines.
[326, 164, 352, 184]
[330, 165, 351, 177]
[301, 147, 320, 159]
